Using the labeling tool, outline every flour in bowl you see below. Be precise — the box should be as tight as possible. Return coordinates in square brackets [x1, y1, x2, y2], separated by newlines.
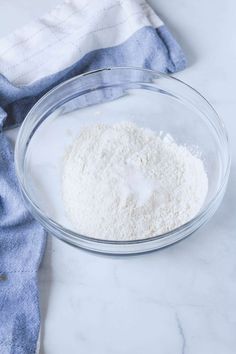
[62, 122, 208, 240]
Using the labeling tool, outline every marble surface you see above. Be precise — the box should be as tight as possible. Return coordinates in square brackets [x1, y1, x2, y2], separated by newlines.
[1, 0, 236, 353]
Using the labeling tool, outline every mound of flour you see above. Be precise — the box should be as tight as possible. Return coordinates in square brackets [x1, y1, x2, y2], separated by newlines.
[62, 122, 208, 240]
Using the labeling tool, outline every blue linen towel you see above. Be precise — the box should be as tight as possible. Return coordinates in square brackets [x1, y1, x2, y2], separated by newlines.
[0, 134, 46, 354]
[0, 0, 186, 352]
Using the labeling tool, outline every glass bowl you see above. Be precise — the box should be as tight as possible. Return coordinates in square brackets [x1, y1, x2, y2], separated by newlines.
[15, 67, 230, 254]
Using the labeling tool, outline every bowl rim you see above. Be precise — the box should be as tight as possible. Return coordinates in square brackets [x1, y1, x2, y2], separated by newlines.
[15, 66, 231, 245]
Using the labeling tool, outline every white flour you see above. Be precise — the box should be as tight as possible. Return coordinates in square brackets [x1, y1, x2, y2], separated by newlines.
[62, 122, 208, 240]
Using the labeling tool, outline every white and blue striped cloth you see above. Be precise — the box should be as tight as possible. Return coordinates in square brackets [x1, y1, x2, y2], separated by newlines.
[0, 0, 186, 352]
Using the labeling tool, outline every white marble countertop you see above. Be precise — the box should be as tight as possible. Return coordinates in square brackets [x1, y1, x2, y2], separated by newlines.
[1, 0, 236, 353]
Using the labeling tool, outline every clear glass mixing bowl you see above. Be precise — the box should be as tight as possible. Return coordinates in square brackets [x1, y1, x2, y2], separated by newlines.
[15, 67, 230, 254]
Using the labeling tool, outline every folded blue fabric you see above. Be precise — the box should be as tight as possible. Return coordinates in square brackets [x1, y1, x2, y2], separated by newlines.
[0, 26, 186, 130]
[0, 1, 186, 353]
[0, 134, 46, 354]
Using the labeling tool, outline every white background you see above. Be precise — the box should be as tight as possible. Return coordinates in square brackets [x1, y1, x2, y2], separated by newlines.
[1, 1, 236, 353]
